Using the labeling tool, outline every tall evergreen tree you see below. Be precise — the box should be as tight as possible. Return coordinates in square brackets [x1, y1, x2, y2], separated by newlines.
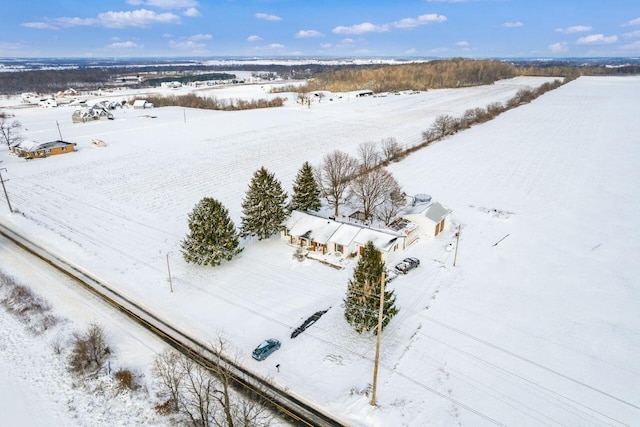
[181, 197, 242, 267]
[290, 161, 321, 212]
[240, 166, 288, 240]
[344, 241, 398, 334]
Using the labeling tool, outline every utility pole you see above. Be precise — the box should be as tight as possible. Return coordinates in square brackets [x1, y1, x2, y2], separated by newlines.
[166, 253, 174, 293]
[453, 224, 461, 267]
[56, 120, 63, 141]
[0, 166, 13, 213]
[370, 271, 386, 406]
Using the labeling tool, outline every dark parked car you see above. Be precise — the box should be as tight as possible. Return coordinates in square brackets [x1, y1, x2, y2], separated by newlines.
[404, 257, 420, 267]
[291, 309, 328, 339]
[395, 257, 420, 274]
[252, 339, 281, 361]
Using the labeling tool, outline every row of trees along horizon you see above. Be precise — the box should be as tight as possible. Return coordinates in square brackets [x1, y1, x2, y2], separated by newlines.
[3, 57, 637, 97]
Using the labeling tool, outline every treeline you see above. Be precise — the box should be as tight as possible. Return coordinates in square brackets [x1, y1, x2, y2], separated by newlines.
[0, 68, 113, 94]
[136, 93, 284, 111]
[289, 59, 518, 93]
[403, 78, 567, 157]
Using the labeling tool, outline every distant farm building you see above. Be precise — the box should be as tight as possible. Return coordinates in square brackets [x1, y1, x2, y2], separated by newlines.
[10, 140, 76, 159]
[133, 100, 154, 109]
[72, 105, 114, 123]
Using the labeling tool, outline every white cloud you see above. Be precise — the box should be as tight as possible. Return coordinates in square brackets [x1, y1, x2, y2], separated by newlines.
[295, 30, 324, 38]
[162, 33, 173, 38]
[183, 8, 201, 17]
[247, 35, 263, 42]
[169, 39, 206, 50]
[106, 41, 141, 49]
[334, 13, 446, 34]
[501, 21, 523, 28]
[625, 17, 640, 26]
[548, 42, 568, 53]
[255, 13, 281, 22]
[456, 41, 470, 47]
[624, 29, 640, 38]
[51, 17, 96, 27]
[320, 43, 332, 48]
[21, 22, 59, 30]
[405, 48, 418, 54]
[188, 34, 212, 41]
[126, 0, 199, 8]
[555, 25, 592, 34]
[333, 22, 388, 35]
[45, 9, 181, 28]
[341, 38, 355, 44]
[99, 9, 180, 28]
[576, 34, 618, 45]
[391, 14, 447, 29]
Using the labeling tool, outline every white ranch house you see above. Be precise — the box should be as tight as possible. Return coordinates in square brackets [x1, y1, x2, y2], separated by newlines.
[282, 211, 405, 264]
[282, 196, 452, 266]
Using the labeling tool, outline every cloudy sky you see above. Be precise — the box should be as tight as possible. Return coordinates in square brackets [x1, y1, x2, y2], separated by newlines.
[2, 0, 639, 58]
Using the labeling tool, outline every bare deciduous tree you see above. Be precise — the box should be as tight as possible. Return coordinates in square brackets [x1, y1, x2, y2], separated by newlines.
[317, 150, 358, 217]
[357, 141, 380, 170]
[0, 114, 22, 149]
[153, 337, 272, 427]
[431, 114, 457, 139]
[380, 137, 401, 162]
[376, 187, 407, 225]
[350, 168, 402, 221]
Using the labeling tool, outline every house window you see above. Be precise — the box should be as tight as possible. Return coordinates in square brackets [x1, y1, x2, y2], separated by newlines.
[336, 244, 344, 253]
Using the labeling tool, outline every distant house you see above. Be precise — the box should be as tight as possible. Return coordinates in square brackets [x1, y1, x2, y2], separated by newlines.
[11, 140, 76, 159]
[402, 197, 452, 238]
[133, 100, 154, 109]
[282, 210, 405, 264]
[72, 105, 113, 123]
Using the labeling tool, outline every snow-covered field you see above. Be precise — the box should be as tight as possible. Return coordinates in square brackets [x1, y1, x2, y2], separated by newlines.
[1, 75, 639, 426]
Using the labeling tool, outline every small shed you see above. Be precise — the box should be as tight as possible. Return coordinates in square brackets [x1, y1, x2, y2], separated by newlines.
[133, 100, 154, 109]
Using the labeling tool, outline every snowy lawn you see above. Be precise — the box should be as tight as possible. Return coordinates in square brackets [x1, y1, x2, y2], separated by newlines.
[1, 76, 639, 426]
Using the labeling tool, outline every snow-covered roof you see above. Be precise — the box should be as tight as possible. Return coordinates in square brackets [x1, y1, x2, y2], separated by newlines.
[352, 227, 403, 253]
[425, 202, 451, 222]
[286, 211, 342, 245]
[286, 210, 403, 252]
[12, 139, 75, 152]
[403, 201, 433, 215]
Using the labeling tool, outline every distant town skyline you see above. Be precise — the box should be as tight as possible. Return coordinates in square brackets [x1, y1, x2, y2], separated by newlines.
[2, 0, 639, 58]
